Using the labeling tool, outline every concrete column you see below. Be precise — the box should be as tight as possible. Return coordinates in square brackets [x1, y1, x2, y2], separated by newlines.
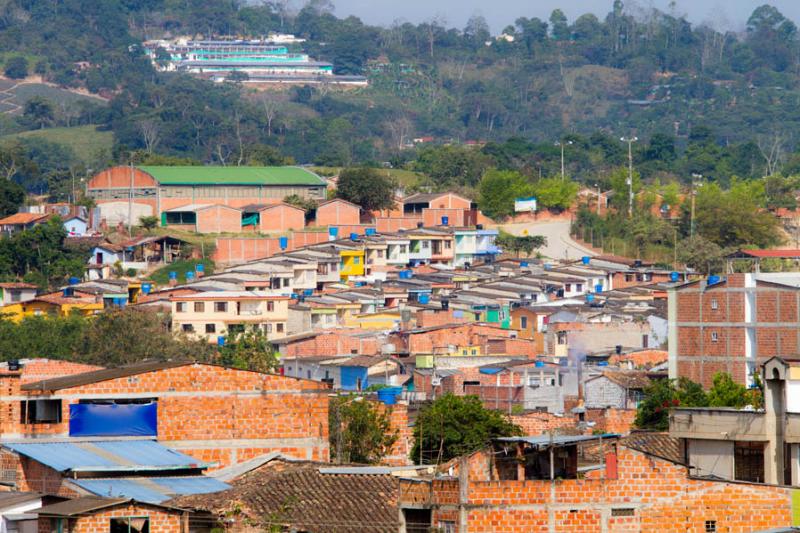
[764, 377, 785, 485]
[791, 444, 799, 486]
[667, 287, 678, 380]
[458, 456, 469, 533]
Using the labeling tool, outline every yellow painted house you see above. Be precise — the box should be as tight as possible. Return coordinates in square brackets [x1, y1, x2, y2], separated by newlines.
[0, 294, 103, 322]
[345, 310, 402, 330]
[339, 249, 366, 281]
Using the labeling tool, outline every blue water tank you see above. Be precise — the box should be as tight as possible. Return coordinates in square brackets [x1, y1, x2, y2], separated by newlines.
[377, 387, 402, 405]
[186, 271, 195, 281]
[598, 361, 609, 367]
[595, 284, 603, 293]
[304, 289, 313, 296]
[399, 270, 413, 279]
[329, 227, 339, 237]
[217, 336, 225, 347]
[350, 232, 358, 241]
[279, 236, 288, 250]
[670, 271, 680, 282]
[168, 271, 177, 280]
[441, 216, 449, 226]
[195, 263, 205, 273]
[582, 256, 591, 265]
[586, 294, 595, 303]
[534, 360, 545, 368]
[544, 263, 551, 271]
[708, 275, 721, 285]
[418, 293, 430, 304]
[365, 228, 376, 236]
[520, 261, 529, 267]
[68, 277, 80, 285]
[141, 283, 152, 295]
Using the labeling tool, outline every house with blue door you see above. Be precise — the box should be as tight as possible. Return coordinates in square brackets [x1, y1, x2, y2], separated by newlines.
[283, 355, 405, 391]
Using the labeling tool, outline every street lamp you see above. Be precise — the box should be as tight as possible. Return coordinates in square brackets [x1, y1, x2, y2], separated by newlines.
[620, 136, 638, 218]
[594, 183, 601, 215]
[555, 140, 573, 181]
[690, 173, 703, 238]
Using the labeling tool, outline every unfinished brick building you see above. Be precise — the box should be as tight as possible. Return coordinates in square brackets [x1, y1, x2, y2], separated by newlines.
[668, 272, 800, 387]
[399, 434, 797, 532]
[0, 361, 331, 471]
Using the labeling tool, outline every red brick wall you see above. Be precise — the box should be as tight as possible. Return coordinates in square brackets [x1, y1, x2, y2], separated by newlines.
[38, 503, 185, 533]
[509, 412, 576, 435]
[376, 400, 413, 466]
[585, 408, 637, 435]
[280, 331, 380, 357]
[422, 208, 468, 227]
[195, 205, 242, 234]
[7, 365, 330, 468]
[87, 167, 157, 190]
[315, 200, 360, 226]
[259, 205, 305, 233]
[375, 216, 423, 233]
[405, 446, 794, 532]
[415, 309, 475, 329]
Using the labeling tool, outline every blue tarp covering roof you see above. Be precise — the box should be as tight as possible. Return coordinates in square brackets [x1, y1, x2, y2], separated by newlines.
[4, 440, 209, 473]
[72, 476, 230, 503]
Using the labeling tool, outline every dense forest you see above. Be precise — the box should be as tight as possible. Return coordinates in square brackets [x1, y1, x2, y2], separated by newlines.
[0, 1, 799, 182]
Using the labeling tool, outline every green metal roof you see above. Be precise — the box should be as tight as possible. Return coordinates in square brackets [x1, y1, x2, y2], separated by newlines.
[136, 166, 326, 186]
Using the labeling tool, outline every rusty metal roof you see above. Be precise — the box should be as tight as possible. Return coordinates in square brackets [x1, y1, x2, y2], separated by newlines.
[21, 360, 191, 392]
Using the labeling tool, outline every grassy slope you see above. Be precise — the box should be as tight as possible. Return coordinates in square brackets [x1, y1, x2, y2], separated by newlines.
[147, 258, 215, 285]
[1, 125, 113, 165]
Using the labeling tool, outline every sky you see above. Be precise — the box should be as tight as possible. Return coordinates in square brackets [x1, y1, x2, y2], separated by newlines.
[328, 0, 800, 33]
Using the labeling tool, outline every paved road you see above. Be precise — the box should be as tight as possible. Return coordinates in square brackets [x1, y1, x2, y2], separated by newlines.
[498, 220, 597, 261]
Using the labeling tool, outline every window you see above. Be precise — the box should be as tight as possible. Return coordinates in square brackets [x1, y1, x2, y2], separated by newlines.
[642, 334, 649, 348]
[612, 508, 635, 517]
[625, 274, 634, 282]
[438, 521, 456, 533]
[205, 323, 216, 334]
[277, 323, 284, 333]
[267, 301, 275, 312]
[711, 299, 718, 310]
[10, 291, 20, 303]
[176, 302, 186, 313]
[21, 399, 61, 424]
[214, 302, 228, 312]
[181, 324, 194, 333]
[377, 249, 384, 258]
[734, 441, 764, 482]
[711, 331, 718, 342]
[520, 316, 528, 329]
[110, 517, 150, 533]
[444, 240, 451, 249]
[704, 520, 716, 533]
[575, 283, 583, 292]
[353, 257, 360, 264]
[557, 331, 568, 345]
[565, 283, 571, 292]
[265, 323, 273, 333]
[194, 302, 205, 312]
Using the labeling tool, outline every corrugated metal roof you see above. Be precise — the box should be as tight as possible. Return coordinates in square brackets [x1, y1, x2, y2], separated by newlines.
[137, 165, 325, 186]
[494, 434, 620, 448]
[4, 440, 208, 473]
[72, 476, 230, 503]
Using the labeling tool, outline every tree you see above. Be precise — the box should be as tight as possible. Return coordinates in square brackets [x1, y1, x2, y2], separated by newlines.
[329, 395, 398, 464]
[478, 169, 533, 220]
[707, 372, 762, 408]
[677, 235, 726, 275]
[336, 167, 396, 212]
[411, 394, 521, 464]
[219, 326, 279, 373]
[23, 97, 54, 129]
[138, 215, 159, 232]
[531, 177, 578, 212]
[634, 377, 708, 431]
[549, 9, 569, 41]
[4, 56, 28, 79]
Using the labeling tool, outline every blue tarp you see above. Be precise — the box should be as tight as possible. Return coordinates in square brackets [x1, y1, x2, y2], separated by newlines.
[69, 403, 157, 437]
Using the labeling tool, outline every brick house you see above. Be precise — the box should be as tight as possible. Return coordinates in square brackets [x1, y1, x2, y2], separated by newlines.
[314, 198, 361, 226]
[241, 202, 305, 233]
[162, 204, 243, 234]
[584, 370, 651, 409]
[668, 272, 800, 387]
[0, 361, 330, 470]
[399, 433, 797, 532]
[36, 497, 188, 533]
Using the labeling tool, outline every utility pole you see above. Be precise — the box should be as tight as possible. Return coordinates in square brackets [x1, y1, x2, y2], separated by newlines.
[620, 136, 638, 218]
[555, 139, 573, 181]
[690, 173, 702, 238]
[595, 183, 601, 215]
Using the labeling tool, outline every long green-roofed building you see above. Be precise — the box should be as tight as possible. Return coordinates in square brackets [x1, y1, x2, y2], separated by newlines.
[86, 165, 327, 226]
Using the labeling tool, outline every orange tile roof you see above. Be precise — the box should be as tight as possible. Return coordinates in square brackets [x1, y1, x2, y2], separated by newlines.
[0, 213, 49, 225]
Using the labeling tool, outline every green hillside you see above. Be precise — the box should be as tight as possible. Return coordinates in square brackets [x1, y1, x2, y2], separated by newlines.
[2, 125, 112, 166]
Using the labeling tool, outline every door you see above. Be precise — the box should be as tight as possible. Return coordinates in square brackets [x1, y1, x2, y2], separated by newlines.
[96, 252, 103, 264]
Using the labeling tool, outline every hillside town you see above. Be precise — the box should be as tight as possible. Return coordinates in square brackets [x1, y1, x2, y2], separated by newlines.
[4, 0, 800, 531]
[0, 161, 792, 533]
